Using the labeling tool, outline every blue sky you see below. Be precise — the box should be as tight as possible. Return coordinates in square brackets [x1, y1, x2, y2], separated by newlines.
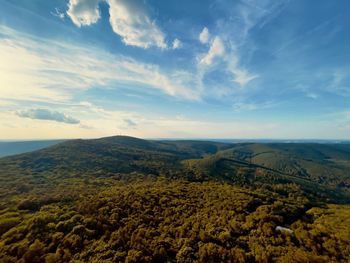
[0, 0, 350, 139]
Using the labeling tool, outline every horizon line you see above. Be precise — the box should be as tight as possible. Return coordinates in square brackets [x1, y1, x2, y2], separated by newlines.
[0, 135, 350, 143]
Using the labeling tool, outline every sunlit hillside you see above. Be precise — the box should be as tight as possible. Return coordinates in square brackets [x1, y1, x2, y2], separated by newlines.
[0, 137, 350, 262]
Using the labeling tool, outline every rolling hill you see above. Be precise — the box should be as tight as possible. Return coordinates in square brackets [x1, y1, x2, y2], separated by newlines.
[1, 136, 350, 203]
[0, 136, 231, 176]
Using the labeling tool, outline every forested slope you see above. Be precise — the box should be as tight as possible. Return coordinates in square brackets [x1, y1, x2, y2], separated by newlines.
[0, 136, 350, 262]
[218, 143, 350, 187]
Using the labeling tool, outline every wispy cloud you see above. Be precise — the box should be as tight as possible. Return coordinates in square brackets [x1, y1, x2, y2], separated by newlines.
[200, 36, 225, 65]
[0, 25, 199, 103]
[233, 0, 289, 45]
[294, 84, 319, 99]
[226, 52, 258, 87]
[51, 7, 65, 20]
[197, 36, 257, 88]
[232, 100, 277, 112]
[196, 0, 290, 89]
[16, 109, 80, 124]
[272, 16, 338, 56]
[326, 70, 350, 96]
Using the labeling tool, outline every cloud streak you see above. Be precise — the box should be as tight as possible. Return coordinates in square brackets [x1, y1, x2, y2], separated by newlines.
[0, 25, 199, 102]
[16, 109, 80, 124]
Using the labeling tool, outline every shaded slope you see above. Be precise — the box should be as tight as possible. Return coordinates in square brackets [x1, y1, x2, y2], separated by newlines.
[217, 143, 350, 187]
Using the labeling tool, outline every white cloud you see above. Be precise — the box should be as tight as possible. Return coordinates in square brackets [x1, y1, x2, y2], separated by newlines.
[200, 36, 225, 65]
[0, 26, 198, 102]
[199, 27, 210, 44]
[66, 0, 167, 49]
[172, 38, 182, 49]
[67, 0, 100, 27]
[108, 0, 167, 49]
[197, 35, 257, 86]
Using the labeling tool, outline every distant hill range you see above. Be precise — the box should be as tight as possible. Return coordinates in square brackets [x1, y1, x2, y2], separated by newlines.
[1, 137, 349, 158]
[1, 136, 350, 202]
[0, 140, 65, 157]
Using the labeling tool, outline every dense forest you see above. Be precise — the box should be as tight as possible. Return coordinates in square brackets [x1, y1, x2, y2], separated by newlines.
[0, 136, 350, 262]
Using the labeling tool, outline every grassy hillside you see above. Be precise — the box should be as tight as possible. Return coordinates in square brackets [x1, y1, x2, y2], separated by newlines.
[0, 136, 350, 262]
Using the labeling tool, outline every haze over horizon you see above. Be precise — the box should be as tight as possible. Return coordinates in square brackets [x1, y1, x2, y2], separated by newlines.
[1, 0, 350, 140]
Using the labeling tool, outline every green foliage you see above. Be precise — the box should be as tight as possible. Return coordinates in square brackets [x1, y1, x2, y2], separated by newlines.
[0, 136, 350, 262]
[0, 179, 349, 262]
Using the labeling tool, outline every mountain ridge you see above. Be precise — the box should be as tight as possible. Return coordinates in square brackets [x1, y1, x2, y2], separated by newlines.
[1, 135, 349, 203]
